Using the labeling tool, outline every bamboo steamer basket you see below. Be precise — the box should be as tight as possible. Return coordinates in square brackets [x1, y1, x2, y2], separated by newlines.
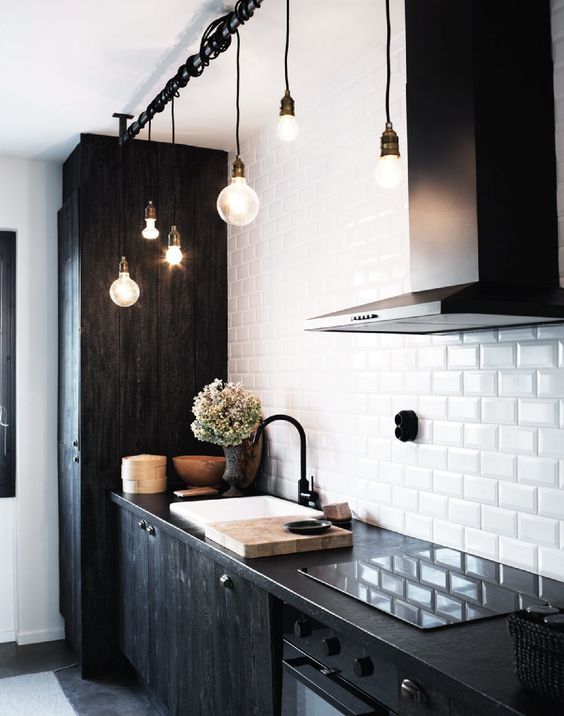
[121, 454, 167, 494]
[122, 477, 167, 494]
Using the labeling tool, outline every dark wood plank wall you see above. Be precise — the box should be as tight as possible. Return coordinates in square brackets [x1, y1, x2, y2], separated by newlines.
[59, 133, 227, 675]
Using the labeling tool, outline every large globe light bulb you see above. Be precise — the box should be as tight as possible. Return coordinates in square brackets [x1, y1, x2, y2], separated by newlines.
[217, 157, 259, 226]
[141, 200, 159, 239]
[374, 122, 402, 189]
[166, 225, 183, 266]
[277, 90, 298, 142]
[109, 257, 140, 308]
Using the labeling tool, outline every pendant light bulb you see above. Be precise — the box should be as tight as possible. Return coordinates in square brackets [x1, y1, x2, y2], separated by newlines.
[277, 90, 298, 142]
[109, 257, 140, 308]
[375, 122, 402, 189]
[217, 157, 259, 226]
[142, 200, 159, 239]
[166, 225, 183, 265]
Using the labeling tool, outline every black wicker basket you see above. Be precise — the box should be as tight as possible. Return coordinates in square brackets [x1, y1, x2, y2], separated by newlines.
[507, 611, 564, 701]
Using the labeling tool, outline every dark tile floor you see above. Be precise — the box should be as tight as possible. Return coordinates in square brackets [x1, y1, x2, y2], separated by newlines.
[0, 640, 162, 716]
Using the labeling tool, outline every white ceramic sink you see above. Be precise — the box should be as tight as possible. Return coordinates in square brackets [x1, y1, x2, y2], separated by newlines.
[170, 495, 322, 526]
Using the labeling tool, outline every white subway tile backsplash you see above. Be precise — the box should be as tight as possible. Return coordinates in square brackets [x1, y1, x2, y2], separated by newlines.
[227, 4, 564, 581]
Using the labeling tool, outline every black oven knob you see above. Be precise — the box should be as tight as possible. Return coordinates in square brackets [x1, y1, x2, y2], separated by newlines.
[294, 619, 312, 638]
[322, 637, 341, 656]
[353, 656, 374, 677]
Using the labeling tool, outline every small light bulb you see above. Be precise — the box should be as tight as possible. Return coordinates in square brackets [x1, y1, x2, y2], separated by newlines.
[109, 257, 140, 308]
[166, 225, 182, 265]
[141, 200, 159, 239]
[277, 114, 299, 142]
[277, 89, 298, 142]
[142, 218, 159, 240]
[375, 155, 402, 189]
[375, 121, 402, 189]
[217, 157, 259, 226]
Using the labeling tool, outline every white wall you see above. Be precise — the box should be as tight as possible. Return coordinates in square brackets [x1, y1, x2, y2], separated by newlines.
[228, 1, 564, 580]
[0, 157, 63, 644]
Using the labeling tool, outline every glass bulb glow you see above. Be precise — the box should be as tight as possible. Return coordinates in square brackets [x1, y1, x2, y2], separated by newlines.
[166, 245, 183, 265]
[277, 114, 299, 142]
[109, 271, 140, 308]
[375, 154, 402, 189]
[142, 218, 159, 240]
[217, 177, 259, 226]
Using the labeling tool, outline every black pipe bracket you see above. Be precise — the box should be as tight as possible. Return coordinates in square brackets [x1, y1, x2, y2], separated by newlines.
[118, 0, 264, 145]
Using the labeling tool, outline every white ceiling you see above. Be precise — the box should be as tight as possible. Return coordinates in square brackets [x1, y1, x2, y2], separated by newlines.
[0, 0, 398, 161]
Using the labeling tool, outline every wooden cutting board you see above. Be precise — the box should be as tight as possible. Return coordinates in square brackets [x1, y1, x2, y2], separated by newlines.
[205, 515, 353, 558]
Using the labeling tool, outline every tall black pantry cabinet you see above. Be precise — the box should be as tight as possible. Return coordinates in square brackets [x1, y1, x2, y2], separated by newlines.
[58, 133, 227, 675]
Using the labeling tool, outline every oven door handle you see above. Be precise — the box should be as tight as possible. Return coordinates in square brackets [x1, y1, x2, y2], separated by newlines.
[283, 656, 389, 716]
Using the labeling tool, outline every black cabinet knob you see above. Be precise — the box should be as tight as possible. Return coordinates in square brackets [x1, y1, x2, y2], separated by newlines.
[293, 619, 312, 638]
[146, 525, 156, 536]
[401, 679, 424, 703]
[73, 455, 79, 463]
[138, 520, 147, 530]
[219, 574, 234, 589]
[353, 656, 374, 677]
[322, 637, 341, 656]
[72, 439, 78, 447]
[394, 410, 418, 442]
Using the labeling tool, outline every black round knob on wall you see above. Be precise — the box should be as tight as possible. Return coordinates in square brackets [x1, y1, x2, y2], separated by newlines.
[219, 574, 234, 589]
[138, 520, 147, 530]
[353, 656, 374, 677]
[322, 637, 341, 656]
[146, 525, 156, 536]
[394, 410, 418, 442]
[294, 619, 312, 638]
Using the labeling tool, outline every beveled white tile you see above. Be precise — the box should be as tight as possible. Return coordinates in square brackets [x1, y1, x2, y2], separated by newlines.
[482, 506, 518, 537]
[480, 344, 516, 369]
[433, 421, 463, 446]
[499, 371, 536, 397]
[432, 371, 463, 395]
[392, 486, 419, 512]
[482, 451, 516, 481]
[433, 470, 464, 497]
[517, 341, 557, 368]
[499, 426, 537, 454]
[499, 537, 538, 572]
[517, 455, 559, 486]
[518, 514, 558, 546]
[464, 423, 497, 450]
[539, 428, 564, 457]
[481, 398, 517, 425]
[433, 519, 464, 548]
[464, 475, 498, 505]
[538, 370, 564, 398]
[449, 498, 481, 528]
[447, 345, 479, 369]
[419, 491, 449, 518]
[448, 397, 481, 422]
[499, 483, 537, 514]
[404, 512, 433, 541]
[448, 447, 480, 475]
[464, 527, 499, 560]
[518, 399, 559, 427]
[538, 487, 564, 519]
[404, 465, 433, 490]
[539, 545, 564, 579]
[463, 371, 497, 396]
[418, 444, 448, 470]
[418, 396, 448, 419]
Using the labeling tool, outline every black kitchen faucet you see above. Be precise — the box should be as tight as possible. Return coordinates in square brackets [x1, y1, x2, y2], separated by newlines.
[253, 414, 319, 508]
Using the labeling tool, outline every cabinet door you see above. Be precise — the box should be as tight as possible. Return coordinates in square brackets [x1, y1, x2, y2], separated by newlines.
[116, 507, 150, 682]
[147, 524, 195, 715]
[190, 551, 281, 716]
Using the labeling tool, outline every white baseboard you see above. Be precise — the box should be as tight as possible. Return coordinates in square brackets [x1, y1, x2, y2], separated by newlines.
[16, 626, 65, 645]
[0, 629, 16, 643]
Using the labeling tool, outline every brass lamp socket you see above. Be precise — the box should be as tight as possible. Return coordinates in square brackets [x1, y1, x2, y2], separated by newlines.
[279, 89, 296, 117]
[232, 156, 246, 179]
[118, 256, 129, 273]
[144, 200, 157, 220]
[380, 122, 400, 158]
[168, 225, 181, 247]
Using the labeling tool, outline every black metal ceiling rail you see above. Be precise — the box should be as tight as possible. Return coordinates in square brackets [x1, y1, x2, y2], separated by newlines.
[119, 0, 264, 145]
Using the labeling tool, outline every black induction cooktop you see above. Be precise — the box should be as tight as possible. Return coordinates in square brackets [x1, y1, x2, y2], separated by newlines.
[301, 544, 564, 629]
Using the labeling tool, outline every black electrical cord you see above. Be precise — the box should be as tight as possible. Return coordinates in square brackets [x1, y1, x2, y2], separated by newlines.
[284, 0, 290, 92]
[171, 94, 178, 224]
[147, 119, 153, 205]
[235, 30, 241, 157]
[385, 0, 391, 124]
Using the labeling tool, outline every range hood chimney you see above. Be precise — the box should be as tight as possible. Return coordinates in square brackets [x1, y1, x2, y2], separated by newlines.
[306, 0, 564, 335]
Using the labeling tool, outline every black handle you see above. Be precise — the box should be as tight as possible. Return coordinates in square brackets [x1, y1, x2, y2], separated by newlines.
[400, 678, 424, 704]
[283, 656, 387, 715]
[72, 439, 79, 447]
[146, 525, 156, 536]
[138, 520, 147, 530]
[73, 455, 79, 463]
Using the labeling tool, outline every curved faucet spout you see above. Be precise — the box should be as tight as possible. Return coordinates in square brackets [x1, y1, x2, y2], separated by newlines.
[253, 414, 306, 482]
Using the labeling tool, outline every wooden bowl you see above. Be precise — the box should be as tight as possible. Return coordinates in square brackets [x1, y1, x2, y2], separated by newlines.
[173, 455, 226, 487]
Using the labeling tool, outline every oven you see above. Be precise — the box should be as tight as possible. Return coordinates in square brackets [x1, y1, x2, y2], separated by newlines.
[281, 604, 396, 716]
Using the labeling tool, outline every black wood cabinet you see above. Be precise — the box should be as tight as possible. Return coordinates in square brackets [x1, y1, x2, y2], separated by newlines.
[115, 504, 281, 716]
[58, 133, 227, 675]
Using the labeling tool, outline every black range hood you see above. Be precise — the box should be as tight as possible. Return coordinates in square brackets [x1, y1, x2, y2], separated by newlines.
[305, 0, 564, 335]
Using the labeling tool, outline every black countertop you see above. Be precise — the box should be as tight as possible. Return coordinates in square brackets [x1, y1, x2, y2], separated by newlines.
[111, 491, 563, 716]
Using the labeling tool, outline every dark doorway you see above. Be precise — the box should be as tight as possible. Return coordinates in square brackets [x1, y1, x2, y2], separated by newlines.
[0, 232, 15, 498]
